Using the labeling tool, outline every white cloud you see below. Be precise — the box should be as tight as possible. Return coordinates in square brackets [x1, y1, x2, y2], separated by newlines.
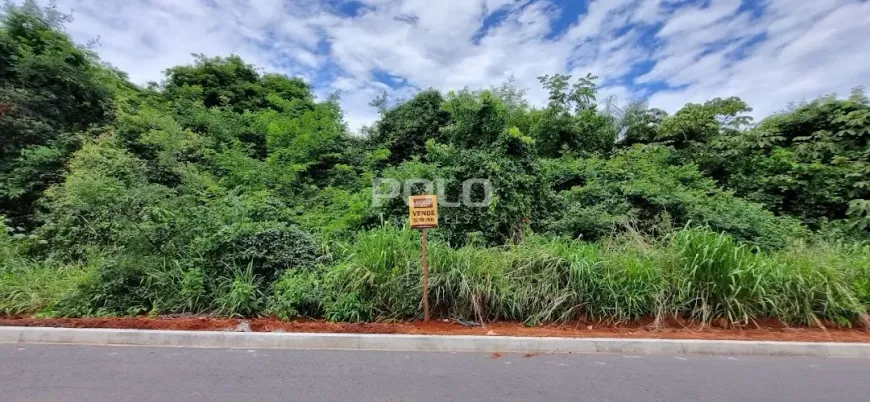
[657, 0, 742, 37]
[565, 0, 634, 40]
[36, 0, 870, 131]
[632, 0, 665, 24]
[646, 0, 870, 118]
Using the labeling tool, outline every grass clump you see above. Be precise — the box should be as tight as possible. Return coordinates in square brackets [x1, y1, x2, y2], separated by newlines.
[322, 225, 421, 321]
[766, 242, 868, 327]
[214, 264, 264, 318]
[591, 245, 663, 323]
[0, 259, 91, 316]
[317, 225, 868, 327]
[666, 228, 771, 325]
[430, 244, 514, 322]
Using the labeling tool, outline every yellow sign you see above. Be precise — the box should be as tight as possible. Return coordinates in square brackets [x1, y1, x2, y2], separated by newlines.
[409, 195, 438, 229]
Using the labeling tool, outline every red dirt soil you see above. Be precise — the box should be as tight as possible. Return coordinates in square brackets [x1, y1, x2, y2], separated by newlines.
[2, 316, 869, 343]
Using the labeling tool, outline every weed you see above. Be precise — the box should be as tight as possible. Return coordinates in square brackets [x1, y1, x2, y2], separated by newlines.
[214, 263, 263, 317]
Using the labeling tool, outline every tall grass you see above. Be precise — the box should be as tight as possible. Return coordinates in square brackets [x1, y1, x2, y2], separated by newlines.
[0, 235, 93, 315]
[312, 225, 869, 327]
[766, 242, 868, 326]
[3, 224, 868, 326]
[214, 263, 264, 317]
[430, 245, 514, 322]
[666, 228, 770, 325]
[323, 225, 421, 321]
[0, 260, 91, 316]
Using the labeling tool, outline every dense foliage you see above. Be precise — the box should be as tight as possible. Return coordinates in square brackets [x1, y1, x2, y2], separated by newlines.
[1, 4, 868, 326]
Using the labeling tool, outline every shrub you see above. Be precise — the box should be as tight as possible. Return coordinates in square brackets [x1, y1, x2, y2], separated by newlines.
[267, 270, 324, 320]
[548, 146, 806, 249]
[197, 221, 323, 281]
[51, 258, 153, 317]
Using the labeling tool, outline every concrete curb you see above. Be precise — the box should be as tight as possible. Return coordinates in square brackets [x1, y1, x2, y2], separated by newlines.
[1, 326, 869, 357]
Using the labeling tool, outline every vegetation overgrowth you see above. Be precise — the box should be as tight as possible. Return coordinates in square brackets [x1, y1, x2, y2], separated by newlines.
[1, 3, 869, 327]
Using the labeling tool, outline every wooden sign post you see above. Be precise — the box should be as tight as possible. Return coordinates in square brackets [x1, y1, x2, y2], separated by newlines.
[409, 195, 438, 321]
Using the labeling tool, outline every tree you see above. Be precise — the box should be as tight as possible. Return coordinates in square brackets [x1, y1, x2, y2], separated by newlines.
[368, 89, 450, 165]
[656, 97, 753, 150]
[531, 74, 615, 157]
[719, 94, 870, 231]
[0, 2, 115, 225]
[612, 99, 667, 146]
[373, 90, 549, 245]
[163, 55, 312, 113]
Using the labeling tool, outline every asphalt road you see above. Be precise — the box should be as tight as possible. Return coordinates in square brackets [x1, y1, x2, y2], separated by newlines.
[2, 344, 870, 401]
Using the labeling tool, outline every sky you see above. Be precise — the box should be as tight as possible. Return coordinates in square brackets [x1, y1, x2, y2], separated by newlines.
[44, 0, 870, 132]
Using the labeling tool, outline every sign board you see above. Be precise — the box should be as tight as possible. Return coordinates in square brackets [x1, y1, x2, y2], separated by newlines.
[409, 195, 437, 320]
[409, 195, 438, 229]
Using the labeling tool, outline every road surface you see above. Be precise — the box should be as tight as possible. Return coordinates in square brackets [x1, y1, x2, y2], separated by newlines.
[2, 344, 869, 401]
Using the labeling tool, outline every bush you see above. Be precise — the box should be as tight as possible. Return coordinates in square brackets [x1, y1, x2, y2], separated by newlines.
[548, 146, 806, 249]
[51, 258, 153, 317]
[197, 221, 323, 281]
[267, 270, 324, 320]
[37, 139, 172, 260]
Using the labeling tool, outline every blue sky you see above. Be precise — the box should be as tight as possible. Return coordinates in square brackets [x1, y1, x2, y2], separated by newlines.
[49, 0, 870, 131]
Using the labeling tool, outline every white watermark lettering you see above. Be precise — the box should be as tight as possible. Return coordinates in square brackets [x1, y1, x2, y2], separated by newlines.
[372, 178, 401, 208]
[462, 178, 494, 208]
[372, 178, 494, 207]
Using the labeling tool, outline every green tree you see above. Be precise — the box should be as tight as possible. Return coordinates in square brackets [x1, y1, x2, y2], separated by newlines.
[531, 73, 615, 157]
[368, 89, 450, 165]
[613, 100, 667, 146]
[163, 55, 312, 113]
[719, 93, 870, 232]
[374, 89, 549, 245]
[656, 97, 752, 150]
[0, 1, 115, 225]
